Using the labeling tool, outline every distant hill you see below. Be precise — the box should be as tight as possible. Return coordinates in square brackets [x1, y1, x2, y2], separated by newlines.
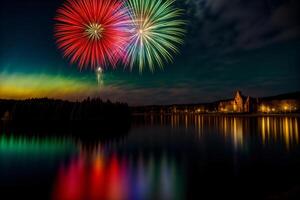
[132, 91, 300, 108]
[259, 92, 300, 101]
[130, 91, 300, 114]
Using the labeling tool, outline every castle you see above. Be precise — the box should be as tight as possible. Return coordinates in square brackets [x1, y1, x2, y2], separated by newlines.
[218, 91, 257, 113]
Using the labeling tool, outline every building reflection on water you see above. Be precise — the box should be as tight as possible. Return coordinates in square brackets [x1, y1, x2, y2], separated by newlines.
[258, 117, 299, 150]
[143, 114, 300, 151]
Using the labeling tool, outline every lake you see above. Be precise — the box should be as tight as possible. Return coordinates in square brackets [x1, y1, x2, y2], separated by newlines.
[0, 115, 300, 199]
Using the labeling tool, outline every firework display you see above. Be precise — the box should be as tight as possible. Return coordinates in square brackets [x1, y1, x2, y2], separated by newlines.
[54, 0, 131, 69]
[124, 0, 185, 72]
[55, 0, 185, 71]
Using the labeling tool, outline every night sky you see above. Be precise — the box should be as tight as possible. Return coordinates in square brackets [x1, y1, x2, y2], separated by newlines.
[1, 0, 300, 105]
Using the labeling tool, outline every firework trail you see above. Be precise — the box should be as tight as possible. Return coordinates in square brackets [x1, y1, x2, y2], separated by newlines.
[124, 0, 186, 72]
[54, 0, 131, 69]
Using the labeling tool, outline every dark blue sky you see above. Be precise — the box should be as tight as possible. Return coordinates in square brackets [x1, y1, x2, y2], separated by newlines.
[0, 0, 299, 105]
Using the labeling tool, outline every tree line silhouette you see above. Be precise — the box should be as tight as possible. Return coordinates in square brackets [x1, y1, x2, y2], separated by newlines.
[0, 98, 131, 140]
[0, 98, 130, 121]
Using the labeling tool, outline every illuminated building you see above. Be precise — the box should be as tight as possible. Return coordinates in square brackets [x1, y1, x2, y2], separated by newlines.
[218, 91, 257, 113]
[131, 91, 299, 114]
[218, 91, 299, 113]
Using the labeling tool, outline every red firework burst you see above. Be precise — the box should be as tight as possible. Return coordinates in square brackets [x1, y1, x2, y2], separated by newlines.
[54, 0, 130, 69]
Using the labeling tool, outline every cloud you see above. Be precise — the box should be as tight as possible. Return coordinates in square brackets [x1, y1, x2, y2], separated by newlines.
[183, 0, 300, 52]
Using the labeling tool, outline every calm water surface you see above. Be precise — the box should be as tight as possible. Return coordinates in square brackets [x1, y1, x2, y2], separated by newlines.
[0, 115, 300, 200]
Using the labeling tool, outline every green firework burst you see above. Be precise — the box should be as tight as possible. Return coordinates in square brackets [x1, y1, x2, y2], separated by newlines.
[124, 0, 186, 72]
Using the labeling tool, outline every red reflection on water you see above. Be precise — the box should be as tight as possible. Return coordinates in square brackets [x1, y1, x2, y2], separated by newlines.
[90, 154, 105, 199]
[53, 156, 86, 200]
[52, 150, 182, 200]
[53, 153, 124, 200]
[106, 155, 123, 200]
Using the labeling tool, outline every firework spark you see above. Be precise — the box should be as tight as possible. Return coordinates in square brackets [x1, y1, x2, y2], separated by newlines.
[54, 0, 131, 69]
[124, 0, 185, 72]
[95, 66, 104, 85]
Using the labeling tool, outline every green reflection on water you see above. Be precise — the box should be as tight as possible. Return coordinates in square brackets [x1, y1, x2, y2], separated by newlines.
[0, 135, 77, 155]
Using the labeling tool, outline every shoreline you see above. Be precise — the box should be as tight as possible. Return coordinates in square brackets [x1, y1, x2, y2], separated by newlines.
[132, 113, 300, 117]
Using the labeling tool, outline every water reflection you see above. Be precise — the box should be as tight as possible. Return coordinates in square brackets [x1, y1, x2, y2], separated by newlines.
[140, 115, 300, 151]
[0, 135, 76, 155]
[52, 147, 184, 200]
[0, 116, 300, 199]
[0, 135, 78, 197]
[258, 117, 299, 150]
